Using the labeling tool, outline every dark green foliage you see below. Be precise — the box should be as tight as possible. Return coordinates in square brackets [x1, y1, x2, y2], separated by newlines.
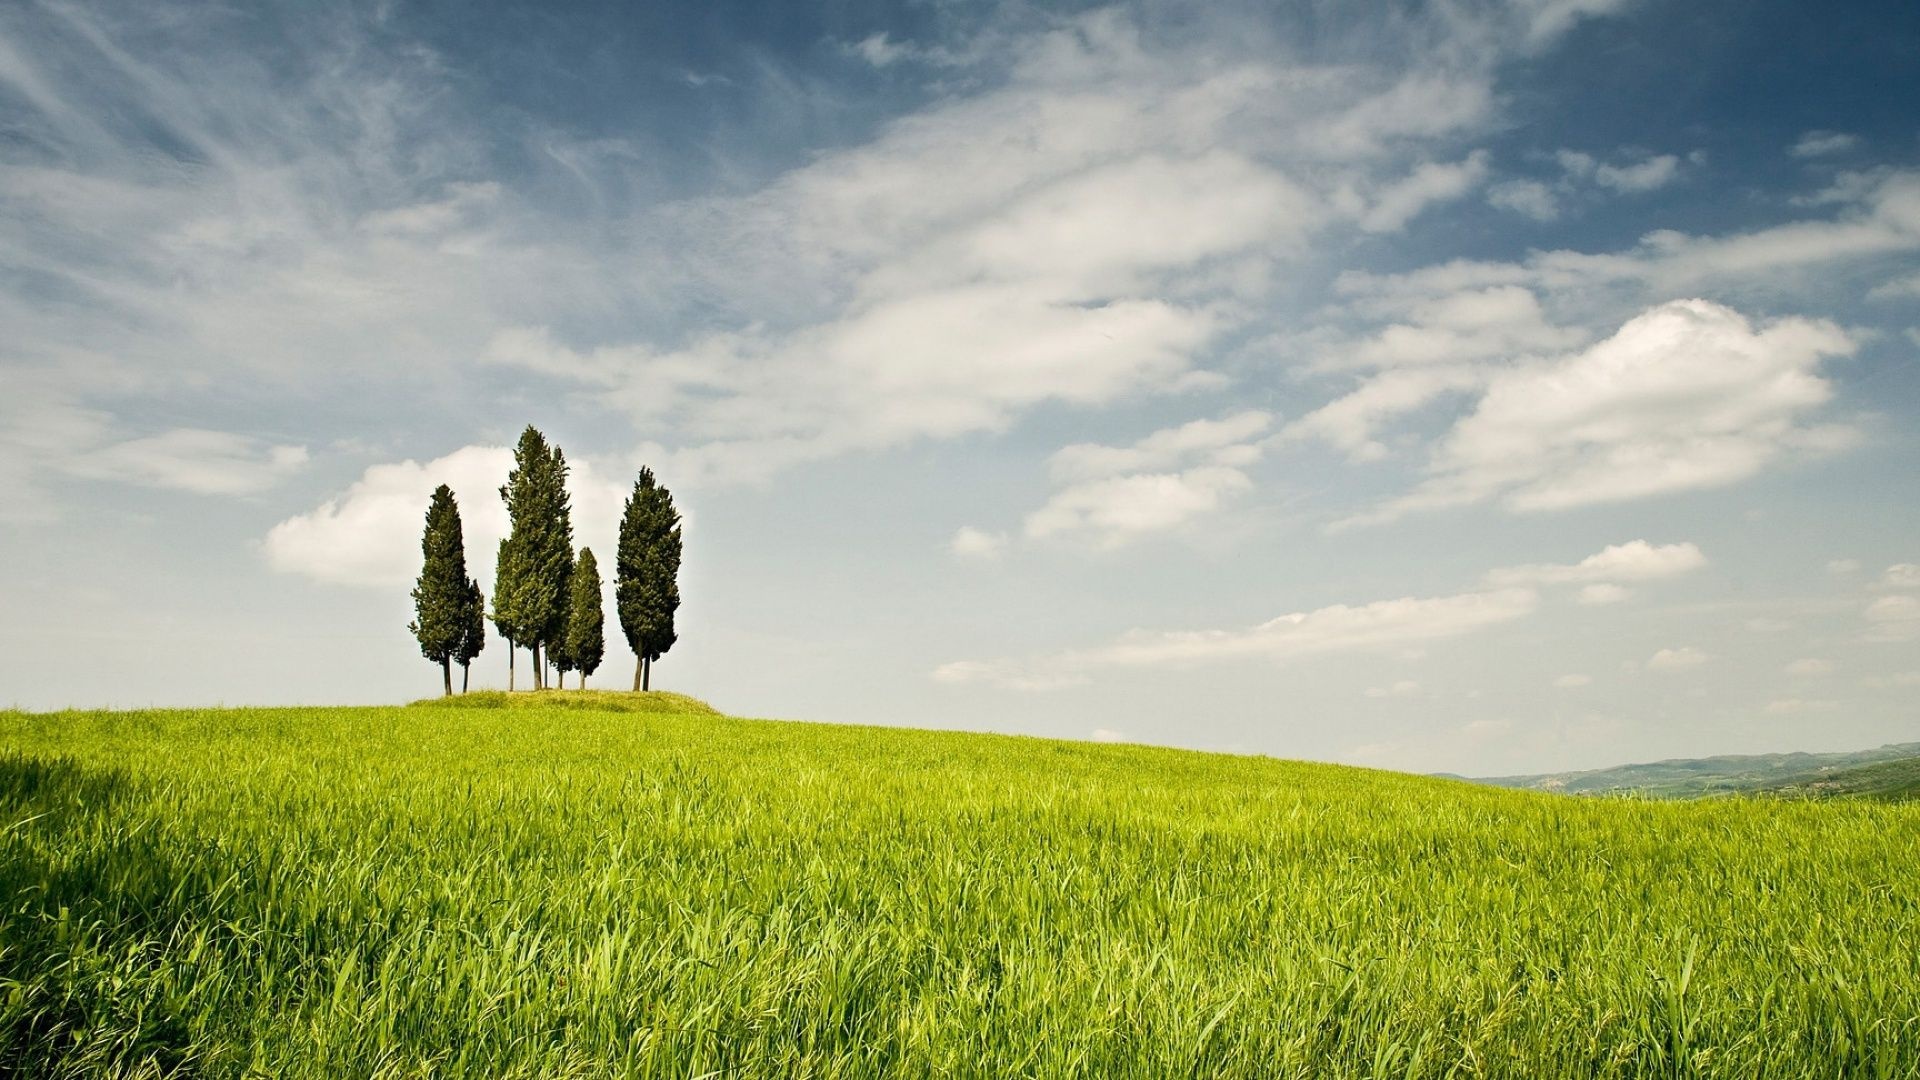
[616, 468, 682, 691]
[492, 427, 573, 690]
[561, 548, 605, 688]
[408, 485, 471, 696]
[454, 578, 485, 693]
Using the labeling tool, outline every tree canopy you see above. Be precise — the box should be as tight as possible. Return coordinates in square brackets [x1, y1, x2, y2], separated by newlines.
[409, 484, 473, 696]
[616, 467, 682, 692]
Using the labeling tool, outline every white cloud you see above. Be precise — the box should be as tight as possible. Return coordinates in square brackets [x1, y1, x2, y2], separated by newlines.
[1791, 131, 1860, 159]
[264, 444, 631, 588]
[1364, 679, 1423, 699]
[950, 527, 1009, 560]
[1863, 594, 1920, 641]
[1487, 179, 1559, 221]
[1358, 152, 1489, 233]
[1827, 558, 1862, 575]
[1864, 672, 1920, 689]
[64, 429, 308, 496]
[1593, 154, 1681, 194]
[1025, 467, 1254, 548]
[1880, 563, 1920, 589]
[1646, 646, 1709, 672]
[1785, 658, 1834, 677]
[1486, 540, 1707, 587]
[937, 587, 1538, 690]
[1343, 300, 1856, 526]
[1554, 673, 1592, 688]
[994, 411, 1276, 549]
[1764, 698, 1838, 715]
[1088, 728, 1130, 744]
[1576, 583, 1629, 606]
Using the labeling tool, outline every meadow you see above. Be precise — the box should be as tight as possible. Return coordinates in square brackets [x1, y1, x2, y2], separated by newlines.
[2, 694, 1916, 1078]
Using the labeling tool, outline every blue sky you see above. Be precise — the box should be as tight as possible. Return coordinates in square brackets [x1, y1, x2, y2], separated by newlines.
[2, 0, 1917, 775]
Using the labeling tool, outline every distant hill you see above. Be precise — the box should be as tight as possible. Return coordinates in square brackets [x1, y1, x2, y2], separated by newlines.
[1751, 756, 1920, 802]
[1477, 741, 1920, 798]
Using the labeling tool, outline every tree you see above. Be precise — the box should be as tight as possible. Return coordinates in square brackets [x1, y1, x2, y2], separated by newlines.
[616, 467, 682, 692]
[564, 547, 605, 688]
[493, 426, 572, 690]
[409, 485, 471, 697]
[547, 540, 576, 688]
[454, 577, 486, 693]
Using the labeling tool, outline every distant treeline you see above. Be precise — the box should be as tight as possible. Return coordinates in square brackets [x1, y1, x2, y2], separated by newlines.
[410, 426, 682, 695]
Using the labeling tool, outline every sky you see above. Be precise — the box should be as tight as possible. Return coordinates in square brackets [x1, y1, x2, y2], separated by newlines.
[1, 0, 1917, 776]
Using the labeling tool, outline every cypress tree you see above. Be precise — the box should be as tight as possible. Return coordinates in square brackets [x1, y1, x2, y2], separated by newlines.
[455, 577, 486, 692]
[565, 547, 605, 689]
[493, 427, 572, 690]
[616, 467, 682, 692]
[409, 485, 470, 697]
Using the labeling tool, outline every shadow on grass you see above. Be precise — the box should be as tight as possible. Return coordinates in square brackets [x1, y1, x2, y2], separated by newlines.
[0, 752, 202, 1078]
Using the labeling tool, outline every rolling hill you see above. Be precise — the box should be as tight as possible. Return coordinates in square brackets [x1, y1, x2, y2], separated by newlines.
[3, 695, 1917, 1077]
[1475, 741, 1920, 798]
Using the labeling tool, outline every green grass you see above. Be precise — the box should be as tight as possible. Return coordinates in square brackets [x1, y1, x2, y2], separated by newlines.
[2, 695, 1917, 1078]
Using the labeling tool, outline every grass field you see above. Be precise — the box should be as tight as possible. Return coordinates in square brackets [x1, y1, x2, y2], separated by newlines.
[3, 695, 1917, 1078]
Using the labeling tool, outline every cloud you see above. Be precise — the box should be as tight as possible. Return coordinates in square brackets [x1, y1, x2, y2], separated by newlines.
[1487, 179, 1559, 221]
[1784, 658, 1834, 677]
[1553, 673, 1592, 688]
[1864, 672, 1920, 689]
[1880, 563, 1920, 589]
[1593, 154, 1682, 194]
[264, 445, 631, 588]
[63, 429, 307, 496]
[1764, 698, 1838, 715]
[1364, 679, 1423, 698]
[950, 527, 1008, 560]
[1576, 583, 1629, 605]
[1357, 152, 1489, 233]
[1827, 558, 1862, 575]
[1342, 300, 1856, 526]
[999, 411, 1275, 548]
[936, 586, 1538, 690]
[1088, 728, 1130, 744]
[1791, 131, 1860, 159]
[1486, 540, 1707, 587]
[1863, 594, 1920, 642]
[1745, 617, 1793, 633]
[1646, 646, 1709, 672]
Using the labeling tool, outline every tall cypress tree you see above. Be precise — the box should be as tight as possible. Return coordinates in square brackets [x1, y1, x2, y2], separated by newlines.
[409, 485, 470, 697]
[493, 427, 572, 690]
[616, 467, 682, 692]
[564, 547, 605, 689]
[454, 577, 486, 693]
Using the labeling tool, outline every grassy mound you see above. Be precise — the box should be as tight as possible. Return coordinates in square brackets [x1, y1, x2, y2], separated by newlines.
[2, 703, 1917, 1077]
[409, 688, 722, 715]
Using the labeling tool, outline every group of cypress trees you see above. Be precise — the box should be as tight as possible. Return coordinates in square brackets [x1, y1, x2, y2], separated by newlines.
[409, 425, 682, 696]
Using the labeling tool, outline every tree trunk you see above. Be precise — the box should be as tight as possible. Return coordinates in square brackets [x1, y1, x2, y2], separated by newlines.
[643, 656, 651, 692]
[509, 645, 516, 692]
[580, 672, 586, 690]
[441, 658, 452, 697]
[633, 656, 643, 692]
[532, 642, 544, 690]
[461, 663, 471, 694]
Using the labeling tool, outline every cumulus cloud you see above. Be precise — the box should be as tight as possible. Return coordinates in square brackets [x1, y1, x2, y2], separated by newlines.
[1357, 152, 1489, 232]
[1646, 646, 1709, 672]
[1487, 179, 1560, 221]
[1341, 300, 1856, 526]
[936, 587, 1538, 690]
[264, 445, 631, 588]
[1486, 540, 1707, 587]
[993, 411, 1276, 548]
